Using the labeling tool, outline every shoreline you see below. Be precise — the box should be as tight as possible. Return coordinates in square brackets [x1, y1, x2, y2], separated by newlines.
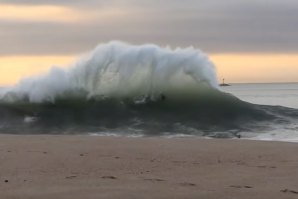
[1, 135, 298, 199]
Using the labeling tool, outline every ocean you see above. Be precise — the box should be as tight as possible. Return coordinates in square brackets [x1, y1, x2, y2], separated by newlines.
[0, 42, 297, 142]
[221, 83, 298, 109]
[221, 83, 298, 142]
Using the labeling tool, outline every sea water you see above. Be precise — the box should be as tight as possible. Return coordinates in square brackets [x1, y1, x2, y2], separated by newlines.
[221, 83, 298, 109]
[221, 83, 298, 142]
[0, 42, 297, 142]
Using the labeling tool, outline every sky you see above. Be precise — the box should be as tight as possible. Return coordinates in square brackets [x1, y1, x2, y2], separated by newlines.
[0, 0, 297, 85]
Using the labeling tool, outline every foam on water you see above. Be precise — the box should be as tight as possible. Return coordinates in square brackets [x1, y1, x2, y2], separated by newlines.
[0, 41, 218, 103]
[246, 121, 298, 143]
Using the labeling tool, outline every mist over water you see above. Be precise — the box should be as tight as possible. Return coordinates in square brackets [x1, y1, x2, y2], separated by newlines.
[0, 41, 297, 141]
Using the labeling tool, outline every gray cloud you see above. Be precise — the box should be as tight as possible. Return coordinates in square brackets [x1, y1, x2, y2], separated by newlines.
[0, 0, 116, 8]
[0, 0, 94, 6]
[0, 0, 298, 55]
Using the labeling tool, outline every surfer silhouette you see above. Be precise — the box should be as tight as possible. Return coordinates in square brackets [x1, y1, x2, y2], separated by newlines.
[160, 94, 166, 101]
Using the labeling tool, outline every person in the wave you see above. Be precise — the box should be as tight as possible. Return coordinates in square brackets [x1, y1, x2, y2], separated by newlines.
[146, 94, 167, 102]
[135, 93, 167, 104]
[160, 94, 166, 101]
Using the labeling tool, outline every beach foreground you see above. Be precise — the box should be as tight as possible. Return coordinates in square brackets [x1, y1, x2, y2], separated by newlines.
[0, 135, 298, 199]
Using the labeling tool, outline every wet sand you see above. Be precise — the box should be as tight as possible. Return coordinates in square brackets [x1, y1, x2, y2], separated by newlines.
[0, 135, 298, 199]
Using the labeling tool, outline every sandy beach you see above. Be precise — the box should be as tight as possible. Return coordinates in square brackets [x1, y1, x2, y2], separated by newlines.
[0, 135, 298, 199]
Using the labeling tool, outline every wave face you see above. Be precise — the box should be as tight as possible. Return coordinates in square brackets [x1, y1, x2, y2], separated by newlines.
[0, 41, 297, 137]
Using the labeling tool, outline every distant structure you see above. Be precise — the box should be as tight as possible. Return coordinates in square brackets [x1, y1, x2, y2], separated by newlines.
[219, 78, 230, 86]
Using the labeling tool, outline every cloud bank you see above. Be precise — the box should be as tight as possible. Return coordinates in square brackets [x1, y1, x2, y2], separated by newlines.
[0, 0, 298, 55]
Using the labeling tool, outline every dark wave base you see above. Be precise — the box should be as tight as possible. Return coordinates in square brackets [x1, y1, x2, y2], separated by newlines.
[0, 89, 297, 138]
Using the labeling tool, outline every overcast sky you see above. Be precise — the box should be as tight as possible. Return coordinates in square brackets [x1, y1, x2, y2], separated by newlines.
[0, 0, 298, 55]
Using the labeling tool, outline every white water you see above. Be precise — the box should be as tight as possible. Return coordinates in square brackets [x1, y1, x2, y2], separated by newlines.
[0, 41, 218, 103]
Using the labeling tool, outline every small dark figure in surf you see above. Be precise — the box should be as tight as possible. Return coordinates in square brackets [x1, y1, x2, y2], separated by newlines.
[160, 94, 166, 101]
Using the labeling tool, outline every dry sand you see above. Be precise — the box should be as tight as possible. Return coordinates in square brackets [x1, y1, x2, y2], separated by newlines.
[0, 135, 298, 199]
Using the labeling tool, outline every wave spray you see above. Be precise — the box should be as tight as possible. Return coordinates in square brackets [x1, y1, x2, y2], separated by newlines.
[1, 41, 218, 103]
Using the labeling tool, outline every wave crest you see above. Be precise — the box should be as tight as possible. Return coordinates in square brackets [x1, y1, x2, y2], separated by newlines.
[0, 41, 218, 103]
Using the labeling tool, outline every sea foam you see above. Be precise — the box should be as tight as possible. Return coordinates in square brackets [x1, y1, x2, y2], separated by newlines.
[0, 41, 218, 103]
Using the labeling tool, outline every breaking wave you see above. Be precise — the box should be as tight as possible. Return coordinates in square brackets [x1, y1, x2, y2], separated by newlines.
[0, 41, 218, 103]
[0, 41, 297, 137]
